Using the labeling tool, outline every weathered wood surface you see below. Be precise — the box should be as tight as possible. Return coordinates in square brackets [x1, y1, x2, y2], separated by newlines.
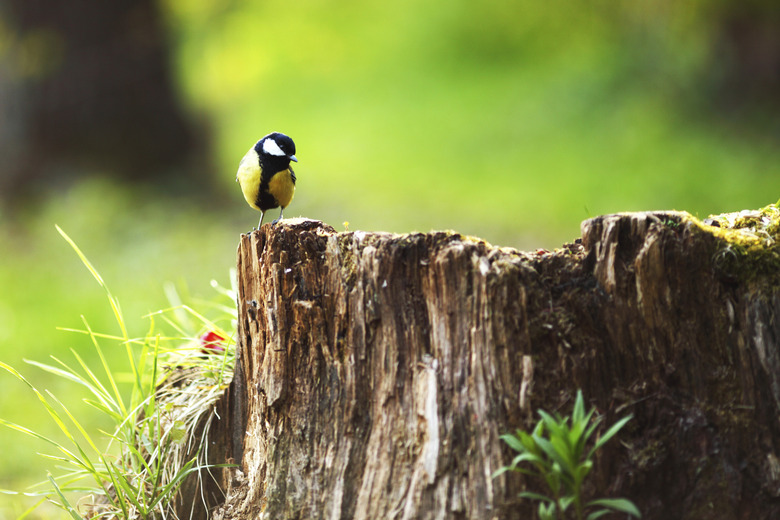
[203, 212, 780, 519]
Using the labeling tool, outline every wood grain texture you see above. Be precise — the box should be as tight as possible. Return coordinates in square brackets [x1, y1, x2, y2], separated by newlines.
[202, 213, 780, 520]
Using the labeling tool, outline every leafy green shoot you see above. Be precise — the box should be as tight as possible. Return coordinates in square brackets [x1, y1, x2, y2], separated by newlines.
[494, 390, 640, 520]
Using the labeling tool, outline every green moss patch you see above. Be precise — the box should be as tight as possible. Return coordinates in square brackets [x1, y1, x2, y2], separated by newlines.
[691, 202, 780, 282]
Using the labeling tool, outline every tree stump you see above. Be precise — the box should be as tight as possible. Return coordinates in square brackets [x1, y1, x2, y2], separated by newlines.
[203, 210, 780, 520]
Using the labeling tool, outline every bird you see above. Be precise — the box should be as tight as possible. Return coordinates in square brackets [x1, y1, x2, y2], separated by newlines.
[236, 132, 298, 229]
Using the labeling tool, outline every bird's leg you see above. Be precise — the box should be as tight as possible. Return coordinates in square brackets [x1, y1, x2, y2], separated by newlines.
[256, 211, 266, 230]
[271, 207, 284, 225]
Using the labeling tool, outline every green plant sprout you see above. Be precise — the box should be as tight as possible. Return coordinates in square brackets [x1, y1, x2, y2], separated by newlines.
[494, 390, 641, 520]
[0, 226, 237, 519]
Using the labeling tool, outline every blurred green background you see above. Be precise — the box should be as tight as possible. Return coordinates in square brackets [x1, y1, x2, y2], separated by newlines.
[1, 0, 779, 516]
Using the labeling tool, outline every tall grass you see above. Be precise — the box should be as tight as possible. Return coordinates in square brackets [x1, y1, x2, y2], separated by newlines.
[0, 227, 236, 519]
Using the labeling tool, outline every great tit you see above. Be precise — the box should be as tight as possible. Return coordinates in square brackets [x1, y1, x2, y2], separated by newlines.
[236, 132, 298, 228]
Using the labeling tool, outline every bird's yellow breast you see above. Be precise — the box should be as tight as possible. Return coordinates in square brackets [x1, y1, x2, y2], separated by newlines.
[236, 146, 296, 211]
[268, 168, 295, 208]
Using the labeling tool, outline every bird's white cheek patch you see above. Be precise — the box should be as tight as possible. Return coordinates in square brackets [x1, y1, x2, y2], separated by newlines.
[263, 138, 286, 156]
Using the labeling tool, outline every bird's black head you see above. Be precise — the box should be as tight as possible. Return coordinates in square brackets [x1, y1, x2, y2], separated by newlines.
[255, 132, 297, 163]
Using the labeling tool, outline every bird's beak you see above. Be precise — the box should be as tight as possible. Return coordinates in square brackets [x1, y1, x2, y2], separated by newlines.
[289, 155, 298, 163]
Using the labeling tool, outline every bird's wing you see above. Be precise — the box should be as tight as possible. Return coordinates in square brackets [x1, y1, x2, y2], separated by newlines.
[236, 155, 249, 182]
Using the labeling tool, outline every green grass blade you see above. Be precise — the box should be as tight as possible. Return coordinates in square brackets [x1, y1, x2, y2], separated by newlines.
[99, 461, 130, 517]
[533, 435, 561, 464]
[82, 399, 122, 422]
[23, 358, 84, 387]
[162, 281, 193, 331]
[491, 466, 512, 478]
[44, 390, 102, 460]
[543, 465, 561, 496]
[583, 416, 602, 447]
[493, 463, 540, 479]
[69, 347, 121, 413]
[518, 429, 542, 456]
[0, 362, 84, 451]
[147, 310, 190, 340]
[56, 327, 127, 341]
[125, 439, 157, 482]
[572, 390, 585, 424]
[210, 273, 238, 301]
[46, 474, 83, 520]
[538, 501, 557, 520]
[45, 470, 104, 495]
[587, 498, 641, 517]
[145, 304, 224, 335]
[55, 225, 128, 341]
[588, 414, 633, 459]
[519, 491, 554, 503]
[499, 432, 526, 453]
[559, 494, 575, 511]
[26, 356, 119, 421]
[111, 469, 144, 512]
[147, 333, 161, 399]
[571, 407, 597, 456]
[510, 452, 546, 468]
[538, 410, 567, 441]
[0, 418, 81, 460]
[150, 457, 199, 510]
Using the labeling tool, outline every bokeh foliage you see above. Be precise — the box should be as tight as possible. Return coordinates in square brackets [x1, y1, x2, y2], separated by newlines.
[164, 0, 780, 246]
